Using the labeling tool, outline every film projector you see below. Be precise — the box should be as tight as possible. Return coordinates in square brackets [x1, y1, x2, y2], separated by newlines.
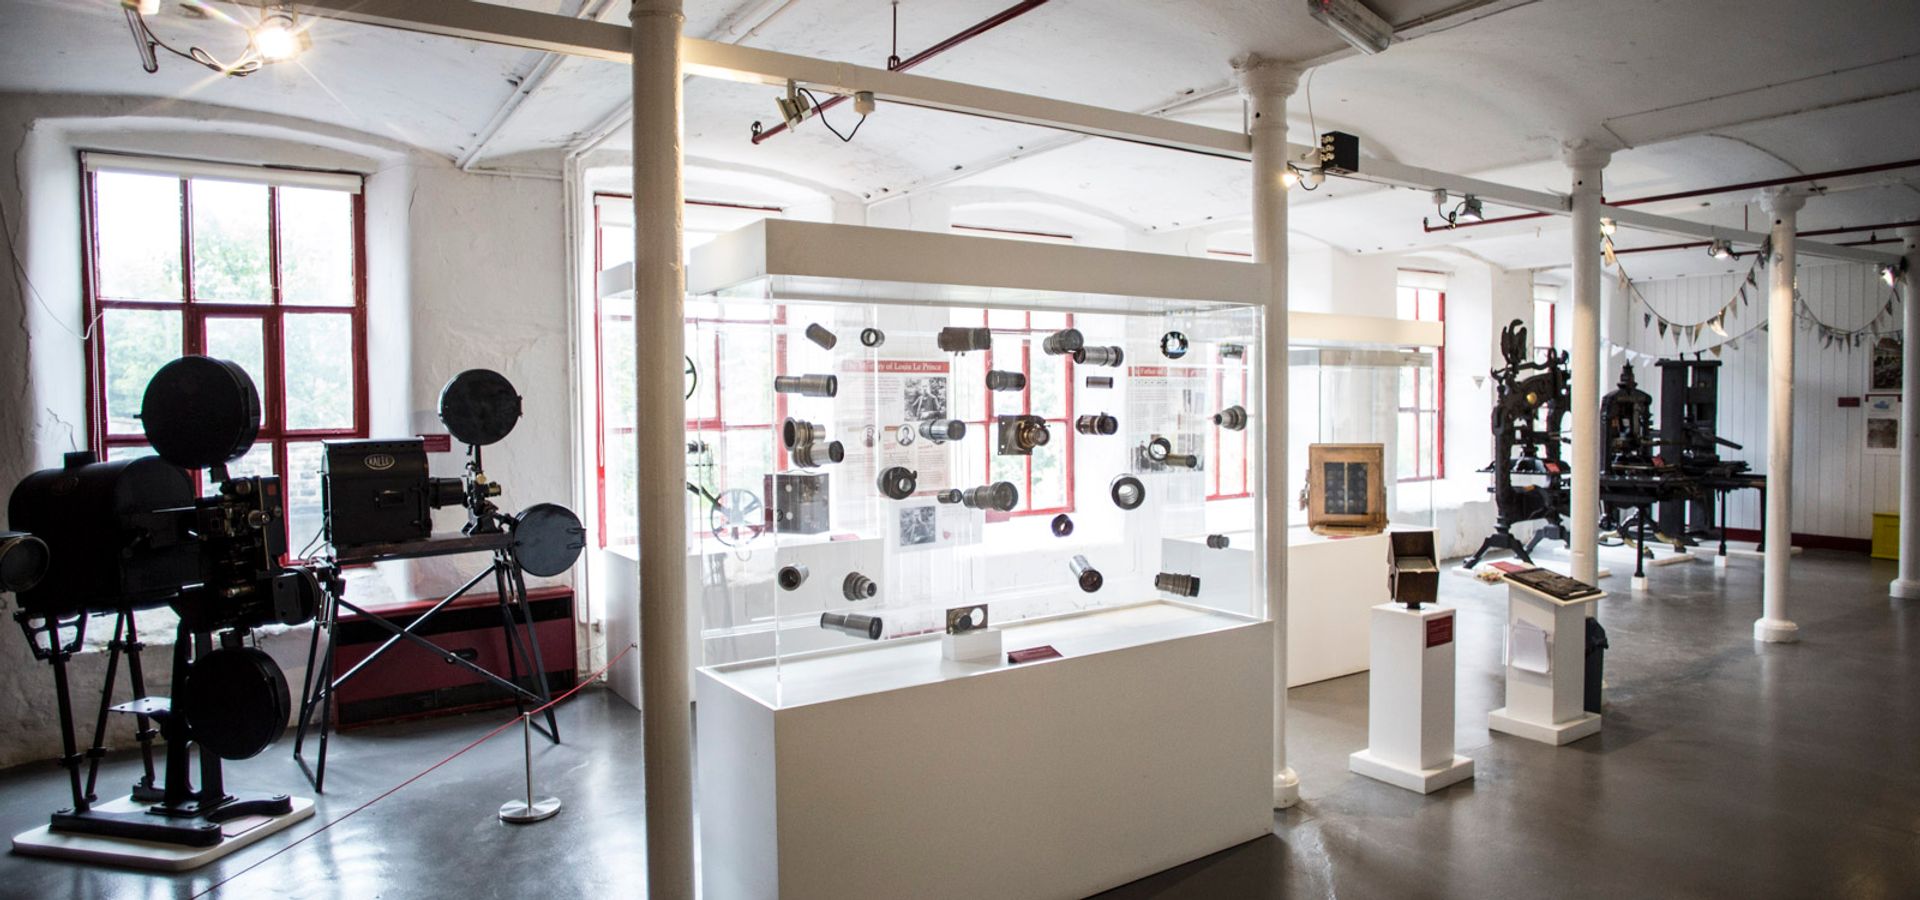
[292, 368, 585, 792]
[4, 356, 334, 867]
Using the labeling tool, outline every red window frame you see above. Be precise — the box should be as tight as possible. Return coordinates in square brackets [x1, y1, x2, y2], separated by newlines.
[81, 163, 370, 557]
[1397, 285, 1446, 483]
[1207, 353, 1251, 500]
[961, 311, 1076, 521]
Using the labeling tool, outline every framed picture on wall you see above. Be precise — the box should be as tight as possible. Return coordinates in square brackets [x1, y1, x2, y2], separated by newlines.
[1866, 395, 1900, 456]
[1870, 337, 1903, 394]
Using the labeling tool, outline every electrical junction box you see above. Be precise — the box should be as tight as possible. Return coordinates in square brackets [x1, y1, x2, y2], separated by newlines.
[1320, 130, 1360, 174]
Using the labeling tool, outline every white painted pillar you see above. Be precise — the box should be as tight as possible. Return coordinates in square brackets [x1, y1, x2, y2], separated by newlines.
[1236, 54, 1300, 810]
[1757, 189, 1805, 642]
[631, 1, 696, 896]
[1565, 143, 1610, 588]
[1893, 227, 1920, 599]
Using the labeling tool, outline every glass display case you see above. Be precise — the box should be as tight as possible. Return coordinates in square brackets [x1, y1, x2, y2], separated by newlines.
[1289, 344, 1438, 531]
[680, 222, 1268, 699]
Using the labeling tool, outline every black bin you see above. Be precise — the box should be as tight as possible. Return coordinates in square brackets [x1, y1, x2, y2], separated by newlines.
[1584, 618, 1609, 714]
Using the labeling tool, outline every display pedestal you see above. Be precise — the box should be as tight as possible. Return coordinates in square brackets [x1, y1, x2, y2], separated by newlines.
[695, 603, 1273, 900]
[11, 794, 315, 872]
[1488, 580, 1603, 745]
[1348, 604, 1472, 794]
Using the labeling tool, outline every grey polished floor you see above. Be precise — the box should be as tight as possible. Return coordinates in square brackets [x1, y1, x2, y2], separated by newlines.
[1, 550, 1915, 898]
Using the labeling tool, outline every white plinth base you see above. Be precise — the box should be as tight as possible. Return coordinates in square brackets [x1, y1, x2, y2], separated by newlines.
[1891, 579, 1920, 600]
[11, 795, 315, 872]
[1714, 554, 1730, 569]
[1348, 749, 1474, 794]
[941, 627, 1003, 662]
[1273, 768, 1300, 809]
[1754, 617, 1801, 643]
[1488, 708, 1602, 745]
[1631, 575, 1649, 593]
[1689, 541, 1799, 562]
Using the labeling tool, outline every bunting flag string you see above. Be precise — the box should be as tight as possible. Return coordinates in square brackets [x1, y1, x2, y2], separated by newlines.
[1612, 239, 1769, 339]
[1619, 245, 1907, 358]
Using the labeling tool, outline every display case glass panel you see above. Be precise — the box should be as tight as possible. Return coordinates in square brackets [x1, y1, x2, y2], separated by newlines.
[685, 264, 1265, 702]
[1288, 345, 1438, 531]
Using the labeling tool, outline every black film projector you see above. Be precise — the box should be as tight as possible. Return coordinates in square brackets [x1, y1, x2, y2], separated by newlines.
[294, 369, 585, 792]
[5, 356, 333, 848]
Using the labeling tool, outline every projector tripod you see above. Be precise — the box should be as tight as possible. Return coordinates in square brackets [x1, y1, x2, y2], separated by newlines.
[17, 611, 295, 848]
[293, 532, 560, 793]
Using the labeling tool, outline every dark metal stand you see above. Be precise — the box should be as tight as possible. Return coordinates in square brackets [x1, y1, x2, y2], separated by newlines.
[16, 612, 294, 849]
[293, 534, 559, 793]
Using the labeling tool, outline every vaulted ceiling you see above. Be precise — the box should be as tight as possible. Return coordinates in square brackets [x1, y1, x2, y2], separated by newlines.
[3, 0, 1917, 279]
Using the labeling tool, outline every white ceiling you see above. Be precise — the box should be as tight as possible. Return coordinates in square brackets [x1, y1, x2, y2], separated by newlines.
[2, 0, 1917, 279]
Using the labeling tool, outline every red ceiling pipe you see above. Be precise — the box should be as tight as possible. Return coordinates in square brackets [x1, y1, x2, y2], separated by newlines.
[1607, 219, 1920, 257]
[952, 223, 1074, 240]
[1422, 157, 1920, 234]
[750, 0, 1052, 145]
[687, 198, 786, 213]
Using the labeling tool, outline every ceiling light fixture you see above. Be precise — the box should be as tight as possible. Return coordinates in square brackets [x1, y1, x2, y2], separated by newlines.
[1457, 195, 1484, 223]
[123, 0, 309, 77]
[1599, 217, 1616, 236]
[250, 5, 310, 63]
[1881, 261, 1905, 286]
[1306, 0, 1393, 55]
[1707, 239, 1734, 260]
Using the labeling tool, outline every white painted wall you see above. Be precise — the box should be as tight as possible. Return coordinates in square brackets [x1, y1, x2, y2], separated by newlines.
[0, 94, 575, 768]
[1625, 261, 1900, 540]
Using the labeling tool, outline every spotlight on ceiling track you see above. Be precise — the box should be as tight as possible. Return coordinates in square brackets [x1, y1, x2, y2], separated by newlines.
[1707, 239, 1734, 260]
[1307, 0, 1393, 55]
[775, 80, 813, 129]
[1458, 195, 1484, 223]
[1599, 217, 1617, 236]
[1882, 260, 1906, 286]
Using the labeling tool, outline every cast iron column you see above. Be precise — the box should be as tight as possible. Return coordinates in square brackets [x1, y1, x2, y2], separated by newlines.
[1894, 227, 1920, 599]
[632, 0, 696, 896]
[1565, 142, 1610, 589]
[1236, 53, 1301, 809]
[1757, 189, 1805, 642]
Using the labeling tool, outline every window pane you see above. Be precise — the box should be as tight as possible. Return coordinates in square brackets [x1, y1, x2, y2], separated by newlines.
[284, 314, 355, 430]
[285, 442, 328, 556]
[103, 308, 182, 435]
[601, 223, 634, 272]
[1030, 350, 1066, 419]
[105, 443, 154, 462]
[206, 444, 274, 496]
[1395, 286, 1415, 321]
[280, 187, 356, 306]
[718, 328, 771, 425]
[986, 309, 1025, 330]
[190, 179, 271, 303]
[1220, 433, 1247, 495]
[96, 172, 183, 301]
[1029, 441, 1067, 509]
[203, 317, 267, 404]
[1397, 411, 1418, 477]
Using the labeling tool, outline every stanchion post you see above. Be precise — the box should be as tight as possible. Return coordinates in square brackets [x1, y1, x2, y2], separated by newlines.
[499, 712, 562, 824]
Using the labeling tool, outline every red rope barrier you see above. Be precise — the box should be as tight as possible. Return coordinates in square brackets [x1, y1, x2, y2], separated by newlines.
[192, 642, 638, 899]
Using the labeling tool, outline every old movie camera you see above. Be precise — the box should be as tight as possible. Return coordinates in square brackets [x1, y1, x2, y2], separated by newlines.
[3, 356, 336, 848]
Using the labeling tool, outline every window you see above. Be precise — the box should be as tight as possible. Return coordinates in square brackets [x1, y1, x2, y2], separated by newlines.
[593, 194, 785, 547]
[950, 310, 1076, 519]
[1207, 353, 1250, 500]
[1395, 272, 1445, 482]
[83, 155, 367, 557]
[1532, 284, 1558, 361]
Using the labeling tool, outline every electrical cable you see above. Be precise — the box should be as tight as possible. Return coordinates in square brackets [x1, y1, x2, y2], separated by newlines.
[799, 88, 867, 143]
[191, 641, 640, 900]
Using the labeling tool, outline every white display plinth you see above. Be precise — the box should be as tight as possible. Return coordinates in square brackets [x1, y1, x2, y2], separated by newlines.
[695, 602, 1273, 900]
[1162, 529, 1389, 688]
[12, 795, 315, 872]
[1349, 603, 1473, 794]
[1488, 579, 1604, 745]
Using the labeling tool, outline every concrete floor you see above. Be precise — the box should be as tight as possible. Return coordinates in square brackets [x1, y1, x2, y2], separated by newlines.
[1, 550, 1916, 898]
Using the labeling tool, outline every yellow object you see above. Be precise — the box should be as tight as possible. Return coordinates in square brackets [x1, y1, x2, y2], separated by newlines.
[1872, 513, 1900, 560]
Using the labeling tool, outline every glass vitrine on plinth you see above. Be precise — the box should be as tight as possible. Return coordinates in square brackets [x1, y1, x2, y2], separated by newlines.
[684, 220, 1273, 900]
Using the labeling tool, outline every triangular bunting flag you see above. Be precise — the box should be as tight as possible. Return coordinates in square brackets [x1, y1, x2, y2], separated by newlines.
[1644, 312, 1653, 328]
[1711, 345, 1723, 357]
[1710, 315, 1728, 338]
[1658, 321, 1668, 338]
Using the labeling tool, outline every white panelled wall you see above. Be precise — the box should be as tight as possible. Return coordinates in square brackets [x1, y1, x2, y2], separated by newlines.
[1625, 260, 1901, 542]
